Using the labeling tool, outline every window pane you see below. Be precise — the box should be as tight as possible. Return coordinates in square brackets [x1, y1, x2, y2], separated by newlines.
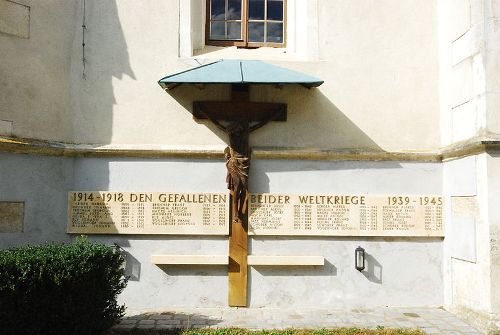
[227, 0, 242, 20]
[267, 0, 283, 20]
[211, 0, 225, 20]
[266, 22, 283, 43]
[227, 22, 242, 39]
[249, 0, 265, 20]
[210, 22, 226, 39]
[248, 22, 265, 42]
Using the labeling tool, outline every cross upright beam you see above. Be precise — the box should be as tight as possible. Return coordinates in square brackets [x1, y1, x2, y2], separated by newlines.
[193, 84, 287, 307]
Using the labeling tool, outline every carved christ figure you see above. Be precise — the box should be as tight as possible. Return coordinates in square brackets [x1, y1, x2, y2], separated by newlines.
[206, 117, 272, 224]
[224, 146, 249, 223]
[224, 122, 250, 223]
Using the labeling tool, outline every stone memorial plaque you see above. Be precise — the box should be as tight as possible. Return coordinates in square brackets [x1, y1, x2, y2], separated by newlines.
[0, 201, 24, 233]
[249, 194, 443, 237]
[67, 192, 229, 235]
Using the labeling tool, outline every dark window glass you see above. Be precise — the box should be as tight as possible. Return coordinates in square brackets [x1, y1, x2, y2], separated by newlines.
[227, 0, 242, 20]
[211, 22, 226, 39]
[267, 0, 283, 20]
[208, 0, 285, 45]
[211, 0, 225, 20]
[249, 0, 265, 20]
[227, 22, 242, 39]
[266, 22, 283, 43]
[248, 22, 265, 42]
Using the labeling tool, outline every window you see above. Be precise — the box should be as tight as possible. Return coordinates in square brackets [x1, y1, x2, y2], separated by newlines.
[206, 0, 286, 48]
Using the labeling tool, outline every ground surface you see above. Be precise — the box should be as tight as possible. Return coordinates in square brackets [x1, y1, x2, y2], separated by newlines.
[108, 307, 482, 334]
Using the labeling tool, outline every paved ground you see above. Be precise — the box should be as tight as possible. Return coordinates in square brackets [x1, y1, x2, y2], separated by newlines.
[108, 307, 483, 334]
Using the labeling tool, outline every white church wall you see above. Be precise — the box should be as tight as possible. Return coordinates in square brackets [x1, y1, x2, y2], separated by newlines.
[442, 155, 491, 328]
[442, 0, 500, 147]
[76, 157, 444, 309]
[0, 153, 74, 248]
[0, 0, 76, 142]
[486, 152, 500, 325]
[248, 159, 443, 308]
[0, 153, 444, 309]
[1, 0, 442, 152]
[439, 1, 500, 331]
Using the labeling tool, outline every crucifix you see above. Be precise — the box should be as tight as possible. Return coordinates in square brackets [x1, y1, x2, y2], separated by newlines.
[158, 59, 322, 307]
[193, 84, 286, 306]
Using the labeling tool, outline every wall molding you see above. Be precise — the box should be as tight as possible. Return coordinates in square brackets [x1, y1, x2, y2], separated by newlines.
[1, 135, 500, 162]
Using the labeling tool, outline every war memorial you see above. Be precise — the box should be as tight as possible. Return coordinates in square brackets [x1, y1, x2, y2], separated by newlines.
[1, 0, 500, 333]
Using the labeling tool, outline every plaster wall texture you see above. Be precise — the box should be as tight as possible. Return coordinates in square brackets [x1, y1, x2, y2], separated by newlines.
[1, 0, 441, 152]
[247, 159, 443, 309]
[74, 157, 442, 309]
[481, 1, 500, 138]
[438, 1, 500, 328]
[0, 0, 30, 38]
[0, 153, 73, 249]
[443, 156, 490, 315]
[0, 154, 443, 310]
[486, 153, 500, 320]
[441, 153, 500, 333]
[0, 0, 76, 142]
[74, 159, 442, 309]
[441, 0, 500, 145]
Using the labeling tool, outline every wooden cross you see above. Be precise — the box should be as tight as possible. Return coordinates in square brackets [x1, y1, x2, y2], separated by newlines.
[193, 84, 287, 307]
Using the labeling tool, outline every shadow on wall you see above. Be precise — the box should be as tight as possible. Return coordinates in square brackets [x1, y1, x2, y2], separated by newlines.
[157, 264, 227, 277]
[167, 83, 386, 150]
[87, 234, 229, 282]
[167, 82, 403, 193]
[250, 260, 337, 278]
[68, 0, 135, 245]
[71, 0, 135, 145]
[362, 253, 383, 284]
[122, 249, 141, 281]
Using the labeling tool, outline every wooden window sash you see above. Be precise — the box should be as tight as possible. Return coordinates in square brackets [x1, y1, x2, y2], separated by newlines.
[205, 0, 286, 48]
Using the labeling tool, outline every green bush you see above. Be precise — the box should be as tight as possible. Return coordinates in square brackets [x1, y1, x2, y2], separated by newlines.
[0, 237, 128, 335]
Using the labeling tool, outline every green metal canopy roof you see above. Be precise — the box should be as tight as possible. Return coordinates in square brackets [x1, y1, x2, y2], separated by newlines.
[158, 59, 324, 90]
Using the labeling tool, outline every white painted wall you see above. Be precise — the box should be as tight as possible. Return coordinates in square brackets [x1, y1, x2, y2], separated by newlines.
[486, 152, 500, 325]
[0, 0, 76, 142]
[439, 0, 500, 146]
[0, 153, 443, 310]
[1, 0, 441, 152]
[438, 1, 500, 331]
[443, 156, 490, 317]
[0, 153, 74, 248]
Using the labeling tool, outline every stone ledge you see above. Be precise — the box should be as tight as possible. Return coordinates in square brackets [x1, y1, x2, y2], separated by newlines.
[247, 255, 324, 266]
[151, 255, 228, 265]
[2, 135, 500, 162]
[0, 136, 224, 159]
[150, 255, 325, 266]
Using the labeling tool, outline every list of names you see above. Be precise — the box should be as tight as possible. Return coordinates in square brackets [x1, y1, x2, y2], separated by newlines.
[67, 192, 229, 235]
[249, 194, 443, 237]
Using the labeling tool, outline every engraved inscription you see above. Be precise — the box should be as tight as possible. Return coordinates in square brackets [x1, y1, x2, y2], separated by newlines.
[67, 192, 229, 235]
[68, 192, 443, 237]
[0, 202, 24, 233]
[249, 194, 443, 237]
